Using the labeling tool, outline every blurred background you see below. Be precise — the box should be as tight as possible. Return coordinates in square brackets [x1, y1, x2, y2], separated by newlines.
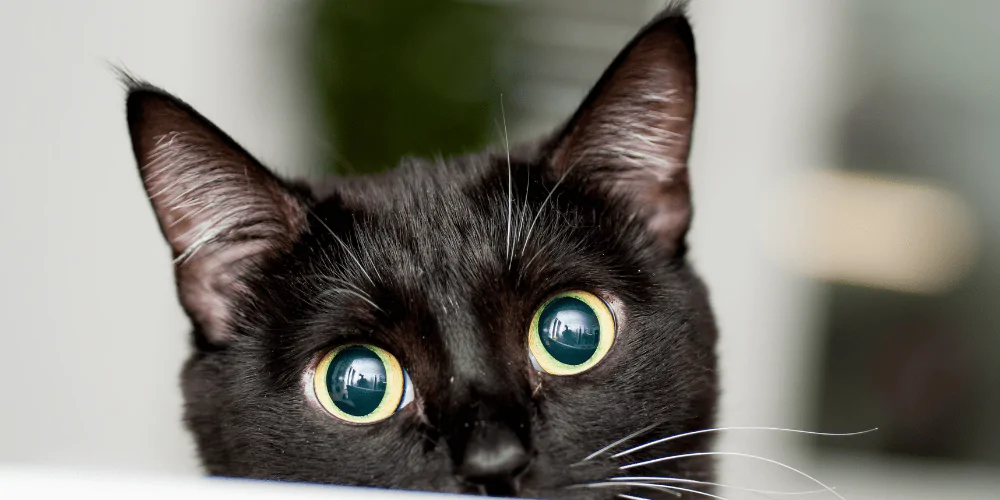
[1, 1, 997, 498]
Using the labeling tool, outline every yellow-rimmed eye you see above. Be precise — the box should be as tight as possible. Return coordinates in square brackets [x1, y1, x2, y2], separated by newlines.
[313, 344, 413, 424]
[528, 291, 616, 375]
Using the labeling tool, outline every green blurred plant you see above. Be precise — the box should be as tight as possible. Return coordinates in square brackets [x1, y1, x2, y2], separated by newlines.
[307, 0, 511, 174]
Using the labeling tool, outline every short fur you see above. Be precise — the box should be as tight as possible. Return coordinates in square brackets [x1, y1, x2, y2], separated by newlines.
[127, 6, 718, 499]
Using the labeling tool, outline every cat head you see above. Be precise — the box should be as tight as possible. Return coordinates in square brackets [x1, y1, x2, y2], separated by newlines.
[127, 9, 716, 499]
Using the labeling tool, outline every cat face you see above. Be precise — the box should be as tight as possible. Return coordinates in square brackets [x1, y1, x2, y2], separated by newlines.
[127, 9, 717, 499]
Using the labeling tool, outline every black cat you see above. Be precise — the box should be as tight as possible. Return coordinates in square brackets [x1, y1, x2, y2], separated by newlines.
[126, 6, 717, 499]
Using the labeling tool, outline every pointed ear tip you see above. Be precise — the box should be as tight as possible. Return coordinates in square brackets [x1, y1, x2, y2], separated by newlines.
[126, 86, 171, 116]
[655, 0, 693, 21]
[125, 84, 190, 139]
[116, 69, 165, 108]
[646, 4, 696, 51]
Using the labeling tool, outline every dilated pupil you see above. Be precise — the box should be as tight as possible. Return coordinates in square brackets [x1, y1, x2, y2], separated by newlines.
[538, 297, 602, 365]
[326, 346, 388, 416]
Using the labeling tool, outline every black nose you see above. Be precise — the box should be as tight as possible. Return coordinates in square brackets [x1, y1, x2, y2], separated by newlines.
[458, 425, 531, 496]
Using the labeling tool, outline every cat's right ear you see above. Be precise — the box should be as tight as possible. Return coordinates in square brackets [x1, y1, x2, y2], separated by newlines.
[546, 8, 697, 256]
[126, 85, 307, 347]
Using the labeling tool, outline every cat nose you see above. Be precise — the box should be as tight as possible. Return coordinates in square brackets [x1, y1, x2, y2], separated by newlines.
[458, 425, 531, 496]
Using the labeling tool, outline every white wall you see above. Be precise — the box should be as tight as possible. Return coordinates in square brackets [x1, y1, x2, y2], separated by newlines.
[0, 0, 317, 474]
[685, 0, 848, 491]
[689, 2, 1000, 498]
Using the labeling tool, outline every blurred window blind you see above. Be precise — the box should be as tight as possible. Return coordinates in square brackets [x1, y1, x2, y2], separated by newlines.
[493, 0, 662, 140]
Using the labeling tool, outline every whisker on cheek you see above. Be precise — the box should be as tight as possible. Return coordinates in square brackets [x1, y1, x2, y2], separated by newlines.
[579, 481, 720, 500]
[618, 494, 653, 500]
[568, 482, 682, 498]
[612, 426, 878, 459]
[576, 420, 668, 464]
[500, 94, 513, 266]
[620, 451, 844, 500]
[612, 476, 836, 497]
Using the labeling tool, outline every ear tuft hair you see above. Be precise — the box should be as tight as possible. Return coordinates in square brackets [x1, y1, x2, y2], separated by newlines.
[126, 87, 307, 345]
[550, 10, 697, 254]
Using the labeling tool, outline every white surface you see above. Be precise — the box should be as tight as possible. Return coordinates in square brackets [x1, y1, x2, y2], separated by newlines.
[0, 465, 464, 500]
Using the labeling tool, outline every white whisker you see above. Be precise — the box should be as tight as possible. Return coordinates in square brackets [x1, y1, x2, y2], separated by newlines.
[519, 135, 531, 248]
[583, 481, 724, 500]
[358, 228, 384, 282]
[305, 207, 375, 286]
[613, 427, 878, 458]
[618, 494, 652, 500]
[501, 94, 512, 265]
[620, 452, 844, 500]
[612, 476, 835, 497]
[579, 421, 665, 462]
[302, 275, 371, 299]
[520, 156, 582, 257]
[316, 288, 382, 312]
[521, 237, 554, 272]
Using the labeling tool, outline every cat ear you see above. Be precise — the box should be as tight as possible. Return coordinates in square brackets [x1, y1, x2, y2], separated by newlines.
[126, 86, 307, 346]
[550, 11, 696, 254]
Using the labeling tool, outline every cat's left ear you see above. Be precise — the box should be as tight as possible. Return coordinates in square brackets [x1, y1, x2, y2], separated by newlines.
[549, 11, 696, 254]
[126, 86, 307, 346]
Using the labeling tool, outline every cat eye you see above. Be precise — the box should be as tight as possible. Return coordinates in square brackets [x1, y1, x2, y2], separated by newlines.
[313, 344, 414, 424]
[527, 291, 616, 375]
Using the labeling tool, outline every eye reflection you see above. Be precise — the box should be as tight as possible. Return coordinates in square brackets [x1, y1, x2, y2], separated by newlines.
[313, 344, 408, 423]
[528, 290, 617, 375]
[327, 346, 389, 417]
[538, 297, 602, 365]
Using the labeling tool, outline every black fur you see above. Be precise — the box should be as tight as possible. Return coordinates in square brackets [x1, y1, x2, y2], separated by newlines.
[127, 7, 717, 499]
